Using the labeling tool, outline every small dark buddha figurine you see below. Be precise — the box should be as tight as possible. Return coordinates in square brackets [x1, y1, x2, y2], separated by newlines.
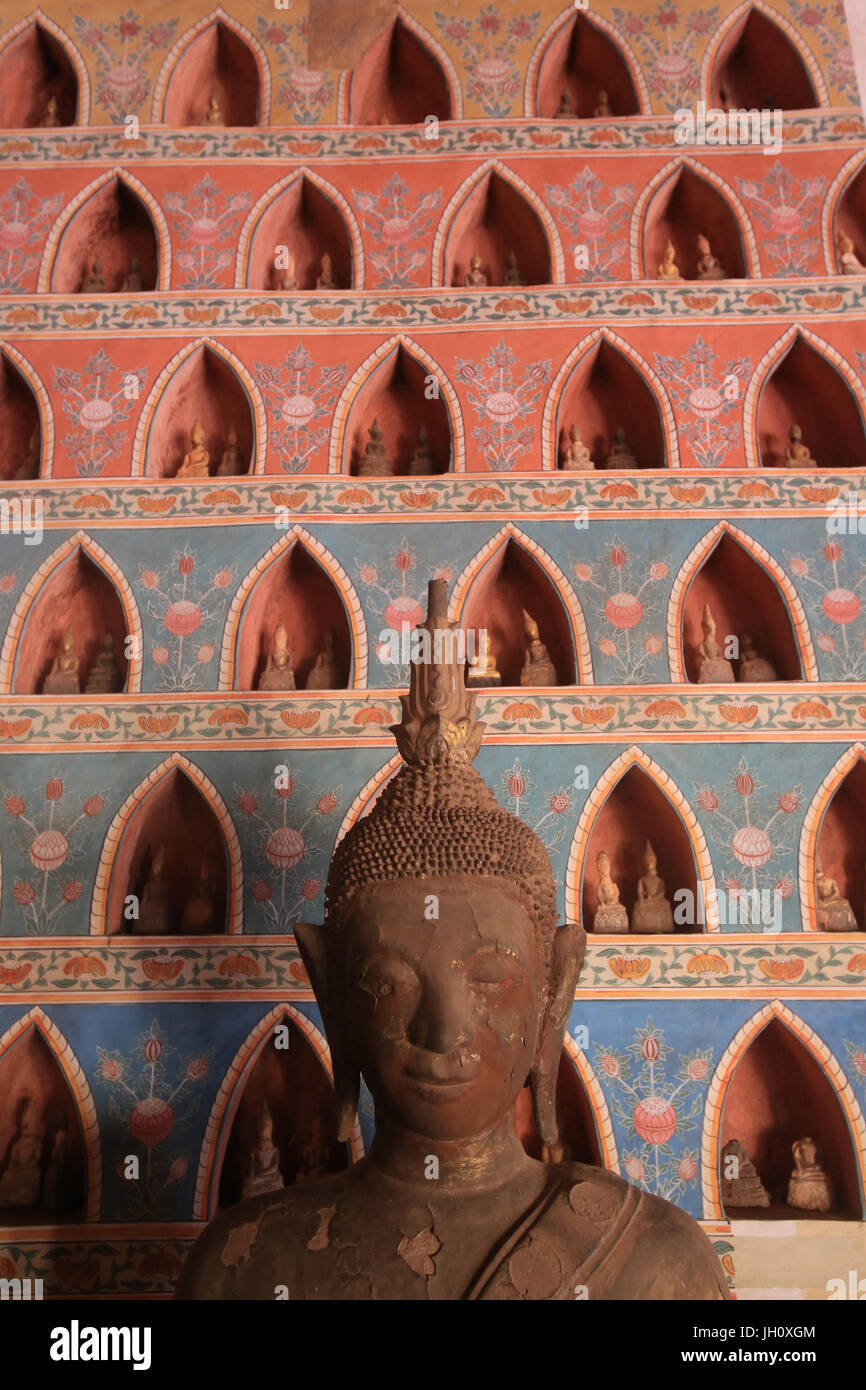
[356, 417, 393, 477]
[273, 251, 299, 292]
[177, 421, 210, 479]
[593, 849, 629, 934]
[464, 253, 487, 288]
[466, 627, 502, 688]
[80, 258, 106, 294]
[258, 620, 297, 692]
[136, 845, 172, 935]
[593, 89, 612, 117]
[204, 91, 225, 126]
[316, 253, 336, 290]
[604, 428, 638, 470]
[695, 234, 726, 281]
[696, 603, 735, 683]
[176, 579, 728, 1301]
[815, 860, 857, 932]
[305, 628, 341, 690]
[217, 425, 243, 477]
[720, 1139, 770, 1209]
[784, 423, 817, 469]
[786, 1137, 833, 1213]
[241, 1103, 285, 1202]
[407, 425, 437, 476]
[560, 424, 594, 471]
[121, 255, 143, 292]
[520, 609, 557, 686]
[554, 89, 576, 119]
[38, 94, 61, 128]
[631, 841, 674, 934]
[84, 632, 121, 695]
[503, 251, 524, 287]
[0, 1097, 45, 1207]
[43, 626, 80, 695]
[737, 633, 777, 683]
[181, 856, 216, 933]
[13, 427, 40, 481]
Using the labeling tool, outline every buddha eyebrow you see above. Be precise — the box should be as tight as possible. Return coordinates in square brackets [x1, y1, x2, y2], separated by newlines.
[470, 942, 526, 965]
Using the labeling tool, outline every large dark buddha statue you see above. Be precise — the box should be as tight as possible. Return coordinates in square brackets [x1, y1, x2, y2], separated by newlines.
[176, 580, 727, 1301]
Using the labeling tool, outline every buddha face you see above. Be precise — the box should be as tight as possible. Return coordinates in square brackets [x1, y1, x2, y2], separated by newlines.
[342, 876, 542, 1141]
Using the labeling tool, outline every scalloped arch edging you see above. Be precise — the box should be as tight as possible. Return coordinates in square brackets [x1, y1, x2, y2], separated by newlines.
[432, 158, 566, 289]
[336, 4, 463, 125]
[798, 742, 866, 935]
[234, 166, 365, 290]
[0, 9, 91, 126]
[822, 150, 866, 274]
[523, 6, 651, 118]
[699, 999, 866, 1219]
[334, 753, 402, 848]
[0, 530, 143, 694]
[193, 1001, 365, 1219]
[0, 341, 55, 479]
[89, 752, 244, 935]
[562, 1031, 620, 1173]
[37, 168, 171, 293]
[698, 0, 829, 110]
[628, 155, 760, 280]
[151, 6, 271, 125]
[665, 519, 818, 684]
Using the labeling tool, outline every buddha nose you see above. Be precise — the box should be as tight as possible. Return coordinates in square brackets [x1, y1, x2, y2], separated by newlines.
[410, 976, 471, 1055]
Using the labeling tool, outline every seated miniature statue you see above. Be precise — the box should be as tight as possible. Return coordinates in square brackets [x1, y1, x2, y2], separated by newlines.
[503, 251, 524, 287]
[204, 92, 224, 126]
[737, 633, 777, 683]
[592, 849, 629, 934]
[84, 632, 121, 695]
[696, 603, 735, 683]
[121, 255, 143, 293]
[466, 628, 502, 688]
[273, 251, 299, 292]
[464, 253, 487, 288]
[786, 1137, 833, 1213]
[520, 609, 557, 686]
[593, 90, 612, 117]
[356, 417, 393, 477]
[604, 428, 638, 470]
[136, 845, 172, 935]
[241, 1103, 285, 1202]
[13, 427, 40, 481]
[695, 234, 726, 281]
[815, 860, 857, 932]
[258, 620, 296, 692]
[631, 841, 674, 934]
[305, 628, 340, 690]
[720, 1139, 770, 1209]
[177, 421, 210, 479]
[181, 857, 216, 933]
[658, 241, 680, 279]
[0, 1097, 45, 1207]
[80, 258, 106, 294]
[784, 423, 817, 469]
[43, 627, 80, 695]
[560, 424, 593, 471]
[407, 425, 437, 476]
[176, 580, 729, 1301]
[39, 95, 62, 128]
[554, 90, 576, 119]
[316, 253, 336, 290]
[837, 231, 864, 276]
[217, 426, 244, 477]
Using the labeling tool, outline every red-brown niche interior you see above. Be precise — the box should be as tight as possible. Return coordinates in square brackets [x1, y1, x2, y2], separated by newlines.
[461, 537, 576, 686]
[218, 1015, 348, 1208]
[556, 338, 665, 469]
[682, 532, 802, 683]
[0, 22, 78, 128]
[758, 335, 866, 470]
[106, 766, 229, 935]
[146, 346, 254, 479]
[236, 541, 352, 691]
[49, 177, 159, 294]
[643, 165, 747, 280]
[349, 16, 451, 126]
[582, 764, 699, 933]
[720, 1019, 861, 1218]
[516, 1054, 603, 1165]
[13, 547, 129, 696]
[0, 1027, 85, 1224]
[816, 760, 866, 930]
[836, 162, 866, 271]
[162, 21, 260, 127]
[347, 344, 451, 475]
[446, 169, 552, 288]
[246, 175, 353, 291]
[535, 12, 639, 119]
[711, 8, 818, 111]
[0, 352, 41, 482]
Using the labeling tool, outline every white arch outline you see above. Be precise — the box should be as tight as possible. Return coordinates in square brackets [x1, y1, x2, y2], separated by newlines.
[523, 6, 651, 118]
[822, 150, 866, 273]
[628, 155, 760, 280]
[699, 1, 829, 110]
[37, 168, 171, 293]
[431, 158, 566, 288]
[233, 166, 365, 290]
[151, 6, 271, 126]
[337, 4, 463, 125]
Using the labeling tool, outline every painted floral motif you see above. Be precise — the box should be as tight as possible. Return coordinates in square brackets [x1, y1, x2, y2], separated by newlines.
[71, 10, 179, 121]
[164, 175, 251, 290]
[0, 179, 63, 294]
[594, 1018, 710, 1202]
[54, 350, 146, 478]
[571, 539, 670, 682]
[498, 757, 572, 859]
[544, 169, 634, 281]
[737, 165, 827, 277]
[455, 339, 551, 471]
[236, 771, 342, 932]
[256, 15, 334, 123]
[434, 7, 541, 118]
[255, 347, 346, 474]
[355, 536, 432, 686]
[654, 336, 749, 468]
[844, 1037, 866, 1089]
[785, 538, 866, 681]
[139, 545, 235, 690]
[96, 1019, 209, 1218]
[353, 174, 442, 290]
[3, 777, 107, 935]
[788, 0, 858, 103]
[695, 757, 801, 927]
[610, 5, 720, 111]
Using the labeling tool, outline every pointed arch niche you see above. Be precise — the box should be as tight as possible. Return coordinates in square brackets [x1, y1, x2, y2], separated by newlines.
[341, 341, 453, 477]
[548, 335, 670, 471]
[753, 331, 866, 471]
[158, 15, 263, 127]
[437, 164, 559, 289]
[0, 16, 80, 128]
[238, 171, 358, 292]
[707, 4, 821, 111]
[827, 154, 866, 275]
[708, 1008, 863, 1219]
[0, 347, 43, 481]
[531, 10, 641, 120]
[639, 163, 750, 281]
[43, 173, 161, 295]
[672, 525, 813, 685]
[139, 343, 257, 480]
[346, 12, 457, 126]
[800, 746, 866, 934]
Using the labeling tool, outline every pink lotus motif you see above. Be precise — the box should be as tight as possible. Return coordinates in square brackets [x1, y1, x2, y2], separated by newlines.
[731, 824, 773, 868]
[130, 1097, 174, 1147]
[485, 390, 522, 424]
[79, 398, 114, 431]
[104, 63, 145, 97]
[769, 206, 801, 236]
[475, 56, 511, 85]
[822, 588, 860, 625]
[164, 600, 202, 636]
[281, 393, 316, 424]
[678, 1155, 698, 1182]
[655, 52, 690, 82]
[0, 220, 28, 250]
[29, 828, 69, 872]
[577, 210, 609, 240]
[290, 67, 325, 92]
[624, 1155, 646, 1181]
[688, 385, 723, 419]
[188, 217, 222, 246]
[265, 826, 305, 870]
[385, 595, 424, 632]
[605, 592, 643, 630]
[634, 1096, 677, 1145]
[381, 216, 414, 246]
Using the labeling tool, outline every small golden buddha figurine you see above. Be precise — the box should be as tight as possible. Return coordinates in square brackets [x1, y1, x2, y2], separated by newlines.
[554, 89, 576, 119]
[631, 841, 674, 934]
[464, 252, 487, 288]
[43, 626, 80, 695]
[560, 424, 594, 471]
[356, 417, 393, 477]
[81, 258, 106, 294]
[204, 91, 224, 126]
[503, 250, 524, 287]
[593, 849, 629, 933]
[837, 230, 864, 276]
[0, 1097, 45, 1207]
[181, 857, 216, 933]
[738, 633, 777, 683]
[177, 420, 210, 478]
[121, 255, 143, 292]
[786, 1137, 833, 1213]
[273, 251, 299, 291]
[816, 860, 857, 932]
[217, 425, 243, 477]
[84, 632, 121, 695]
[407, 425, 437, 476]
[136, 845, 172, 935]
[520, 609, 557, 686]
[306, 628, 341, 690]
[466, 627, 502, 688]
[720, 1139, 770, 1209]
[39, 95, 61, 128]
[695, 233, 726, 281]
[593, 89, 612, 117]
[13, 426, 40, 481]
[696, 603, 735, 683]
[658, 240, 680, 280]
[784, 423, 817, 469]
[258, 620, 297, 691]
[241, 1103, 285, 1202]
[316, 253, 336, 290]
[604, 428, 638, 470]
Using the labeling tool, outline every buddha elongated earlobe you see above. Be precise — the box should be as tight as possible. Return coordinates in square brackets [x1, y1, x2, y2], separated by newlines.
[530, 922, 585, 1160]
[295, 921, 360, 1143]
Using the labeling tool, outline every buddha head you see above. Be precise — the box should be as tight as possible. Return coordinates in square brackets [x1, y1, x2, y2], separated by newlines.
[643, 840, 657, 874]
[296, 580, 583, 1157]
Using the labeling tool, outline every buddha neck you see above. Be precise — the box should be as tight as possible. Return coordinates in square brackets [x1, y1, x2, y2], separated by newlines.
[366, 1108, 533, 1194]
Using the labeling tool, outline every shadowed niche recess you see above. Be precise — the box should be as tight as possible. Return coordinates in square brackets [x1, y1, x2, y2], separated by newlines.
[461, 536, 575, 687]
[556, 339, 665, 470]
[236, 540, 351, 692]
[246, 176, 353, 291]
[836, 163, 866, 273]
[0, 22, 78, 128]
[682, 532, 802, 683]
[582, 765, 699, 935]
[0, 1027, 85, 1226]
[758, 336, 866, 470]
[349, 15, 451, 126]
[535, 12, 639, 119]
[163, 20, 260, 126]
[0, 351, 41, 482]
[445, 169, 551, 289]
[817, 760, 866, 931]
[13, 547, 129, 695]
[711, 7, 818, 111]
[145, 346, 253, 479]
[218, 1014, 348, 1209]
[346, 344, 451, 476]
[516, 1056, 603, 1165]
[720, 1019, 861, 1219]
[106, 767, 229, 936]
[50, 177, 158, 295]
[644, 166, 746, 280]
